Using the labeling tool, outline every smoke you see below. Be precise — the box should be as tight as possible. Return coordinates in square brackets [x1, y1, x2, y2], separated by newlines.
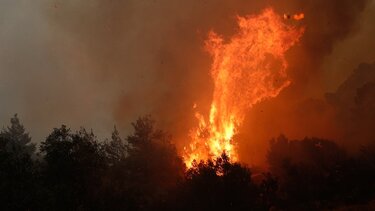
[326, 62, 375, 150]
[0, 0, 119, 140]
[0, 0, 373, 166]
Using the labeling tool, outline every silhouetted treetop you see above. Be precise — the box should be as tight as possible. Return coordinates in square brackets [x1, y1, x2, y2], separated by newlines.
[127, 115, 171, 153]
[174, 153, 260, 210]
[39, 125, 106, 210]
[0, 114, 40, 210]
[104, 126, 128, 164]
[0, 114, 35, 156]
[1, 115, 374, 210]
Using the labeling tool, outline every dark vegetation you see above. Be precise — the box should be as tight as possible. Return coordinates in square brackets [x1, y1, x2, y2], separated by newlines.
[0, 115, 374, 210]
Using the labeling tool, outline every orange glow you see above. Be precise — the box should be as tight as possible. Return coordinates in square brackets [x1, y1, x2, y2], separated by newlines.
[183, 8, 304, 167]
[293, 13, 305, 21]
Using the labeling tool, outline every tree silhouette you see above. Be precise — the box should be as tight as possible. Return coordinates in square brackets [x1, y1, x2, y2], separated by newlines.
[124, 116, 185, 209]
[172, 153, 261, 210]
[267, 135, 375, 209]
[0, 114, 35, 156]
[40, 126, 106, 210]
[97, 116, 185, 210]
[104, 126, 128, 165]
[0, 114, 40, 210]
[1, 114, 374, 210]
[99, 127, 135, 210]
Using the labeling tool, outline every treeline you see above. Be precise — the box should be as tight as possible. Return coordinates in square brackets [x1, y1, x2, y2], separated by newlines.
[0, 115, 374, 210]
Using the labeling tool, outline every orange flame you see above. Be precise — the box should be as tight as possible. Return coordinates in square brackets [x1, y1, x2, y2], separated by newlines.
[184, 8, 304, 167]
[283, 13, 305, 21]
[293, 13, 305, 21]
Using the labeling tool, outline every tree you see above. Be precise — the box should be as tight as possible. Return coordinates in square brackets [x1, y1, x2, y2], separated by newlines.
[40, 125, 106, 210]
[173, 153, 260, 210]
[259, 172, 279, 209]
[103, 126, 128, 165]
[0, 114, 40, 210]
[125, 116, 185, 209]
[0, 114, 35, 156]
[266, 135, 375, 209]
[99, 127, 135, 210]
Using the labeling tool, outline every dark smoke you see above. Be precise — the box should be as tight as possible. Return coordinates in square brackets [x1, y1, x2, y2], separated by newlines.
[326, 62, 375, 150]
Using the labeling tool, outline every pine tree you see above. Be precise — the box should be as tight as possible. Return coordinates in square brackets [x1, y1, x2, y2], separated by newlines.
[0, 114, 39, 210]
[0, 114, 35, 156]
[104, 126, 128, 164]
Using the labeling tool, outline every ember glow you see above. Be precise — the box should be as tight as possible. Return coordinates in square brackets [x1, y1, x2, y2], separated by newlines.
[293, 13, 305, 21]
[183, 8, 305, 167]
[284, 13, 305, 21]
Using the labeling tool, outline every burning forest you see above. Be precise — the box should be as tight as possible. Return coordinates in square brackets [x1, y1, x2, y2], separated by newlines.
[1, 0, 375, 210]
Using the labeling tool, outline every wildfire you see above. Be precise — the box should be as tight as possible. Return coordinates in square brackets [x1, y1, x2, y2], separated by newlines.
[184, 8, 304, 167]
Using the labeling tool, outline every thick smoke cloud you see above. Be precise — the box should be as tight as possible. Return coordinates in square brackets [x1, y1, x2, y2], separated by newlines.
[0, 0, 374, 166]
[326, 62, 375, 150]
[0, 1, 122, 140]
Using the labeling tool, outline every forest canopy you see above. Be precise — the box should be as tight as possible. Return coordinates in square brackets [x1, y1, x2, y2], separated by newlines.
[0, 114, 374, 210]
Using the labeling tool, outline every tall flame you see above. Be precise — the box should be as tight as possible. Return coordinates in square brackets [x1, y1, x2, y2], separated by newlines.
[184, 8, 304, 167]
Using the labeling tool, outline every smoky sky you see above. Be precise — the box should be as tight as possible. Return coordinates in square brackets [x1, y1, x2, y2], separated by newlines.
[1, 0, 374, 165]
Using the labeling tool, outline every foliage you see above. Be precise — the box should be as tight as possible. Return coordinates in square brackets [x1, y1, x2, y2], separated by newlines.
[267, 135, 375, 209]
[0, 114, 374, 210]
[0, 114, 40, 210]
[171, 153, 261, 210]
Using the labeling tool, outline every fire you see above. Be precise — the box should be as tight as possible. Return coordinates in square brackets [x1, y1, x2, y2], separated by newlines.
[293, 13, 305, 21]
[283, 12, 305, 21]
[184, 8, 304, 167]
